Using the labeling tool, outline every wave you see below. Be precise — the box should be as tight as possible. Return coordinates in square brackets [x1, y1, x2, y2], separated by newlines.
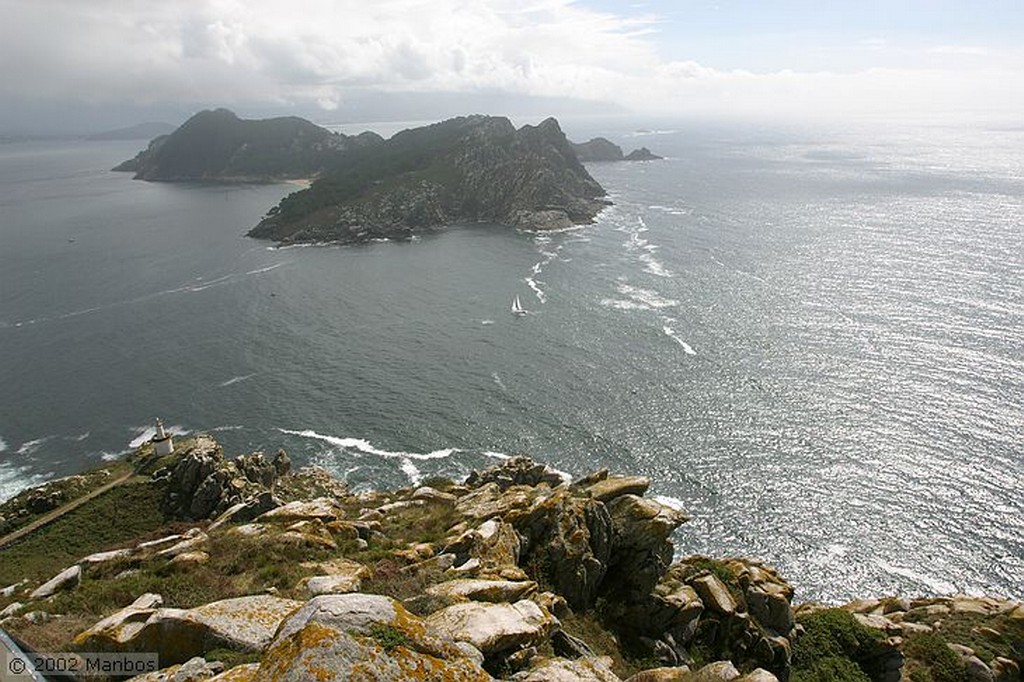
[0, 461, 49, 504]
[100, 449, 131, 462]
[218, 373, 257, 387]
[661, 316, 697, 355]
[616, 283, 678, 310]
[278, 428, 458, 461]
[0, 436, 6, 453]
[209, 425, 245, 432]
[16, 436, 55, 456]
[491, 372, 508, 392]
[875, 559, 957, 594]
[481, 319, 495, 325]
[67, 431, 91, 442]
[652, 494, 688, 512]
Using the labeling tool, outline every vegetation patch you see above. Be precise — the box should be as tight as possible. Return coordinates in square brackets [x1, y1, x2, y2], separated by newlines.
[791, 608, 884, 682]
[368, 623, 409, 652]
[904, 633, 967, 682]
[0, 481, 168, 586]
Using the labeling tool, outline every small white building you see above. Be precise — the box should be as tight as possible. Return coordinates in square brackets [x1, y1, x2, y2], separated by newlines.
[152, 418, 174, 456]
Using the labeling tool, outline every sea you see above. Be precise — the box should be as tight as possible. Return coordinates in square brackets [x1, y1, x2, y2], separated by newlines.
[0, 117, 1021, 604]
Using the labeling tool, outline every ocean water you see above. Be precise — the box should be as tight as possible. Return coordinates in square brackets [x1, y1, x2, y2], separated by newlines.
[0, 120, 1021, 603]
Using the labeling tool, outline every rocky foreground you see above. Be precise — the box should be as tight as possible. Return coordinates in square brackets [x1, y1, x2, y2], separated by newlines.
[0, 436, 1020, 682]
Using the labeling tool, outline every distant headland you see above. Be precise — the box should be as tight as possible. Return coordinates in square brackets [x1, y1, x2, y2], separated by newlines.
[113, 109, 664, 245]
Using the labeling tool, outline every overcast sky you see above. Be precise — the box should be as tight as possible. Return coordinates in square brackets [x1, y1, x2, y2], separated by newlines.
[2, 0, 1021, 132]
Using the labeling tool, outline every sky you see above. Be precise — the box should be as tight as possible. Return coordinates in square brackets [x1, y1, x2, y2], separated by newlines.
[1, 0, 1021, 133]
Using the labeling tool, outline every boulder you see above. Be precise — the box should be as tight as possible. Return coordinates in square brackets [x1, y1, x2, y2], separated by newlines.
[256, 497, 343, 523]
[992, 657, 1020, 682]
[444, 518, 522, 575]
[426, 599, 558, 656]
[516, 489, 612, 610]
[75, 595, 302, 666]
[297, 559, 370, 596]
[624, 667, 691, 682]
[966, 657, 995, 682]
[0, 602, 23, 618]
[512, 655, 621, 681]
[426, 579, 538, 603]
[738, 669, 780, 682]
[457, 483, 548, 521]
[691, 574, 737, 616]
[205, 663, 260, 681]
[413, 486, 459, 504]
[30, 565, 81, 599]
[604, 495, 687, 602]
[691, 661, 741, 682]
[586, 475, 650, 502]
[260, 593, 491, 681]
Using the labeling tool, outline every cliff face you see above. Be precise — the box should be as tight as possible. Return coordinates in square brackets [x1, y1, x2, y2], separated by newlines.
[247, 115, 609, 244]
[112, 108, 383, 182]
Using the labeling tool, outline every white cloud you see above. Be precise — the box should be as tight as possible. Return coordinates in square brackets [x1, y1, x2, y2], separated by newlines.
[0, 0, 1020, 124]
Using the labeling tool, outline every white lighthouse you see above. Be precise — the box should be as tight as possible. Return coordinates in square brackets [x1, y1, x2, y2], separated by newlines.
[152, 418, 174, 456]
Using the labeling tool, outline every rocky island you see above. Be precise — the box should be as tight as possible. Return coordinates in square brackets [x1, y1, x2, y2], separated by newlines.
[114, 110, 666, 245]
[0, 436, 1020, 681]
[112, 108, 383, 182]
[247, 115, 610, 244]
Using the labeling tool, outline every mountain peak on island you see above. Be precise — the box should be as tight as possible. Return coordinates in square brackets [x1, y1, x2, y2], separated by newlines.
[112, 108, 382, 182]
[248, 114, 609, 244]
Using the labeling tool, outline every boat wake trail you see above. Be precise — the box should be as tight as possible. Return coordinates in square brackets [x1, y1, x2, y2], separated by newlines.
[4, 260, 291, 330]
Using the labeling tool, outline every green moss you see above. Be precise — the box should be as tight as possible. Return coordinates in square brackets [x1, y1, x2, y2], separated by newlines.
[680, 556, 739, 584]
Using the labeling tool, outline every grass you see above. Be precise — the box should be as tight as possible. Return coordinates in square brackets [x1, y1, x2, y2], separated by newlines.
[902, 608, 1024, 664]
[0, 481, 169, 586]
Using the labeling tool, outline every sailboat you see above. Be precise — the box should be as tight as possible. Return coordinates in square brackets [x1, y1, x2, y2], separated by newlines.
[511, 295, 527, 317]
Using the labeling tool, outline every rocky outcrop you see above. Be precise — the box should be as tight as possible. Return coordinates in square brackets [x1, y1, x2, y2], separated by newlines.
[248, 115, 609, 244]
[113, 108, 382, 181]
[4, 435, 1021, 682]
[570, 137, 663, 162]
[159, 436, 290, 520]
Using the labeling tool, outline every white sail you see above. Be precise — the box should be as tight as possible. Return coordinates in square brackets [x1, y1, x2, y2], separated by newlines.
[511, 295, 526, 315]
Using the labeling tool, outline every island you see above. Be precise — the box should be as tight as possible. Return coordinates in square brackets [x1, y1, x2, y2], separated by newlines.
[112, 108, 383, 182]
[248, 115, 610, 244]
[113, 110, 667, 245]
[571, 137, 663, 162]
[0, 435, 1019, 681]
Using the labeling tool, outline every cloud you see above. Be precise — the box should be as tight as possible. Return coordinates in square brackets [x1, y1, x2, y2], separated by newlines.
[0, 0, 1020, 126]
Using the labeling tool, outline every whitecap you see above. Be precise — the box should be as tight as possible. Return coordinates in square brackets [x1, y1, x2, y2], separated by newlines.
[16, 436, 55, 456]
[68, 431, 91, 442]
[640, 253, 673, 278]
[100, 449, 130, 462]
[875, 560, 956, 594]
[209, 425, 245, 432]
[491, 372, 508, 392]
[0, 436, 6, 453]
[481, 319, 495, 325]
[0, 461, 48, 504]
[661, 318, 697, 355]
[525, 276, 547, 303]
[218, 373, 257, 387]
[617, 283, 678, 309]
[483, 451, 511, 460]
[279, 428, 458, 461]
[652, 495, 688, 512]
[400, 458, 423, 486]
